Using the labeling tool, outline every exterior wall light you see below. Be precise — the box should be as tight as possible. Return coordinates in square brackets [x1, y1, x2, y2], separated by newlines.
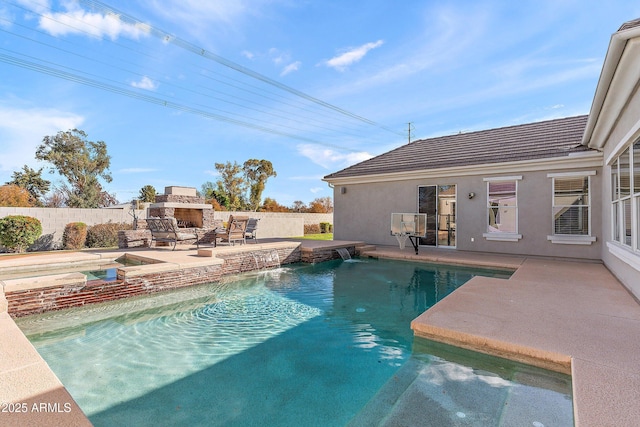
[468, 192, 475, 199]
[341, 187, 347, 194]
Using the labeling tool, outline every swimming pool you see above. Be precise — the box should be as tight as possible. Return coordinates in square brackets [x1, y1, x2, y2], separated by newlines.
[16, 258, 573, 426]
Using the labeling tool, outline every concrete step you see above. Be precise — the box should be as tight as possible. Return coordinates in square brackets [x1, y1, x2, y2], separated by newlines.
[356, 244, 376, 254]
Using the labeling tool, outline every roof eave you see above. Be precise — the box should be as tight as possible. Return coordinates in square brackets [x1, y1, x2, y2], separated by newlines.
[582, 24, 640, 149]
[323, 151, 602, 186]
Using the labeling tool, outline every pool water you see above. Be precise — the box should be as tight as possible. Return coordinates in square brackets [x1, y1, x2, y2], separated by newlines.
[81, 255, 150, 282]
[16, 258, 573, 426]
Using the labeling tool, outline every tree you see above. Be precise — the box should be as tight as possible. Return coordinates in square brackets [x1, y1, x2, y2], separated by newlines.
[291, 200, 307, 212]
[7, 165, 50, 206]
[138, 185, 157, 203]
[243, 159, 276, 211]
[0, 184, 34, 207]
[308, 196, 333, 213]
[99, 191, 119, 207]
[201, 181, 229, 208]
[43, 187, 66, 207]
[36, 129, 113, 208]
[261, 197, 290, 212]
[214, 161, 247, 210]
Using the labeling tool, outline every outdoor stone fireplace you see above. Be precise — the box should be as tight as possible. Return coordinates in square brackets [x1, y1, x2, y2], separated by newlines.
[148, 186, 215, 229]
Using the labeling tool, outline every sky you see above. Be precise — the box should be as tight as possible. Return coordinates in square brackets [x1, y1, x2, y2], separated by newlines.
[1, 0, 639, 206]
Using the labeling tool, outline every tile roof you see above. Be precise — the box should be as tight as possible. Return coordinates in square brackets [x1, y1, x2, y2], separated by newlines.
[618, 17, 640, 31]
[324, 115, 593, 180]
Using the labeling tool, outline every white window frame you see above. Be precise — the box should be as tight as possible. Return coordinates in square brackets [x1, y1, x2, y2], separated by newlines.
[483, 176, 522, 242]
[607, 138, 640, 272]
[547, 171, 597, 245]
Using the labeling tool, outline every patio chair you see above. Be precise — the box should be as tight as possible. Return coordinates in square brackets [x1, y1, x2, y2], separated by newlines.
[245, 218, 260, 243]
[213, 215, 249, 247]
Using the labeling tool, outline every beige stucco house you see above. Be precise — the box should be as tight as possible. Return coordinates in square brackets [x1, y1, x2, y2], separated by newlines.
[324, 18, 640, 299]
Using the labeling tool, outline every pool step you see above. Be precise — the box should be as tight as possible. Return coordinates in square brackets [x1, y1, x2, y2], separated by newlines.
[349, 356, 574, 427]
[346, 358, 424, 427]
[355, 244, 377, 256]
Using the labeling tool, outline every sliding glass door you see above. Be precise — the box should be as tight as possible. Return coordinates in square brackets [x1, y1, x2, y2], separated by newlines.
[418, 185, 456, 247]
[418, 186, 437, 245]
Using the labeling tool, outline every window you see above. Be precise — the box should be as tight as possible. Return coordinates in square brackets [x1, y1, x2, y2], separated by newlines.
[483, 176, 522, 241]
[635, 141, 640, 248]
[610, 139, 640, 256]
[547, 171, 596, 245]
[611, 146, 635, 248]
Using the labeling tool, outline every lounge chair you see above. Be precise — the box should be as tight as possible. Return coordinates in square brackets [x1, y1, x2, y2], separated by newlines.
[147, 217, 199, 251]
[213, 215, 249, 247]
[245, 218, 260, 243]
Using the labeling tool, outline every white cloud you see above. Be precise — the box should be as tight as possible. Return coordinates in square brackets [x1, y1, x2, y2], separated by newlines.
[324, 40, 384, 72]
[240, 47, 300, 76]
[37, 2, 150, 40]
[131, 76, 158, 90]
[281, 61, 301, 76]
[297, 144, 372, 169]
[269, 48, 288, 65]
[0, 106, 84, 177]
[320, 7, 489, 97]
[309, 187, 324, 194]
[0, 6, 13, 28]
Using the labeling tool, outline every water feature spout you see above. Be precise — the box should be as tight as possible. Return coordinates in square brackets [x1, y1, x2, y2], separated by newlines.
[336, 248, 351, 260]
[252, 250, 282, 270]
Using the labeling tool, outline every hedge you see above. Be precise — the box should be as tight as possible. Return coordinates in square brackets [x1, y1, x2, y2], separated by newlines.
[0, 215, 42, 253]
[86, 222, 132, 248]
[63, 222, 87, 250]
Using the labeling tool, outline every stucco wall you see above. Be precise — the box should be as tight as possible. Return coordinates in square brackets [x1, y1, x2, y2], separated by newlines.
[333, 167, 602, 260]
[213, 211, 332, 239]
[0, 207, 144, 250]
[598, 81, 640, 298]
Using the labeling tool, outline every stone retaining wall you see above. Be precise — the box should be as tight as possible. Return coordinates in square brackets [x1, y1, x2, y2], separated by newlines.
[4, 245, 303, 317]
[301, 246, 355, 263]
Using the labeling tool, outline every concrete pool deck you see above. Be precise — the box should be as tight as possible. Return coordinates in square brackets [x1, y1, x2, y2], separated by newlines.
[1, 242, 639, 426]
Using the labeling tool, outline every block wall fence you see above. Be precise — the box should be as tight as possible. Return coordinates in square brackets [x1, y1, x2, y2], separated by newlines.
[0, 206, 333, 251]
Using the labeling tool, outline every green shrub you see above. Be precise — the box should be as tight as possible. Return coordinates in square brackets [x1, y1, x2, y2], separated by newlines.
[319, 222, 333, 233]
[0, 215, 42, 253]
[86, 222, 132, 248]
[304, 224, 321, 235]
[63, 222, 87, 250]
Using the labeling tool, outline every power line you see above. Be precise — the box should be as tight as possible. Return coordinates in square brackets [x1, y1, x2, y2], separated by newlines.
[76, 0, 405, 137]
[0, 50, 360, 152]
[0, 15, 379, 141]
[0, 0, 406, 150]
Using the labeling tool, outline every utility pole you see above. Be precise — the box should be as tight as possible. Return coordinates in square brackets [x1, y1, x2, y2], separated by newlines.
[407, 122, 415, 144]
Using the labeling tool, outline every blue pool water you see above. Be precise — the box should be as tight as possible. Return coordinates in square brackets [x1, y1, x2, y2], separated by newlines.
[17, 258, 573, 426]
